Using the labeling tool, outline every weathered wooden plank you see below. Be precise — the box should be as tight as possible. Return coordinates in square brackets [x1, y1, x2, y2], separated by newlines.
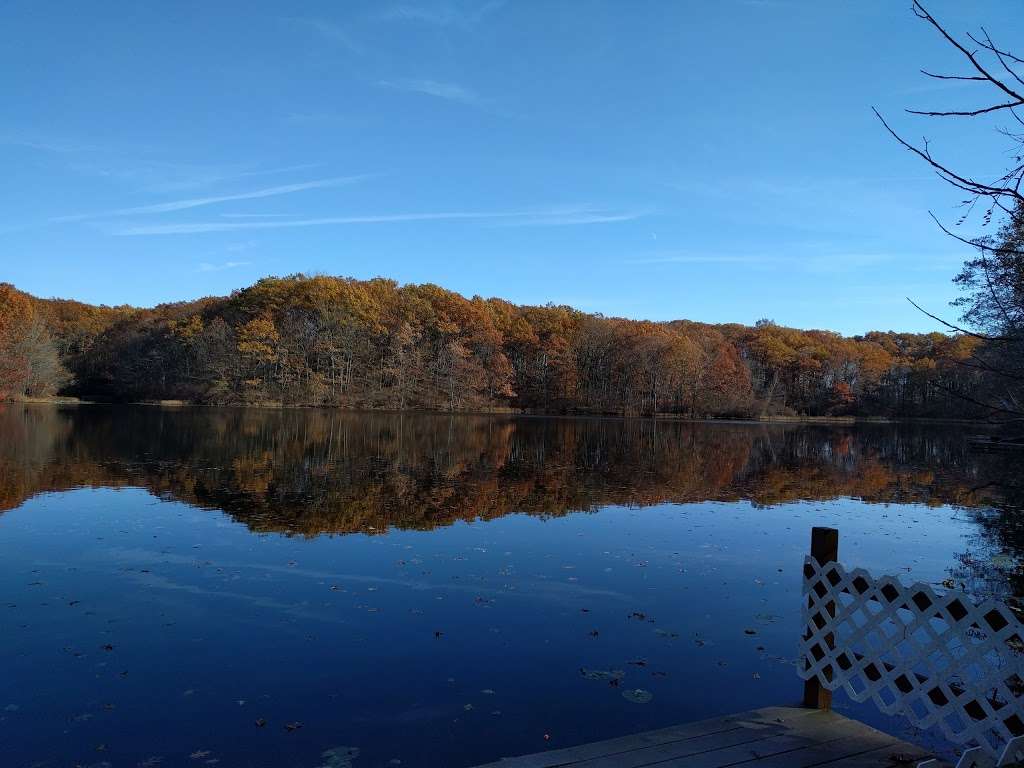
[471, 708, 806, 768]
[471, 707, 820, 768]
[563, 727, 808, 768]
[820, 745, 951, 767]
[688, 728, 927, 768]
[470, 707, 945, 768]
[567, 713, 887, 768]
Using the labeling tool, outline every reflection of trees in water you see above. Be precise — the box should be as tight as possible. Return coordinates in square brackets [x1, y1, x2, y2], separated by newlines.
[0, 405, 1017, 542]
[951, 453, 1024, 607]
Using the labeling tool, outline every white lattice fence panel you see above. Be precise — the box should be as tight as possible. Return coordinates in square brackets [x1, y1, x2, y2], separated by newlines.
[799, 556, 1024, 757]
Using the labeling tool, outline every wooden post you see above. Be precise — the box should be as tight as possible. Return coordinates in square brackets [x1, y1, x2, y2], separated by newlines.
[803, 526, 839, 710]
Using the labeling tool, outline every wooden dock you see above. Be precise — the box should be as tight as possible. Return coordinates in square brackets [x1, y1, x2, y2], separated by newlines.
[470, 527, 1024, 768]
[472, 706, 946, 767]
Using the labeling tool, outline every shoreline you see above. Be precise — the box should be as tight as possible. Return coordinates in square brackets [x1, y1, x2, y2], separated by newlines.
[9, 397, 997, 427]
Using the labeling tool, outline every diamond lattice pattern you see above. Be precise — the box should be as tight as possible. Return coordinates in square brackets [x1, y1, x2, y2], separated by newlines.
[799, 556, 1024, 756]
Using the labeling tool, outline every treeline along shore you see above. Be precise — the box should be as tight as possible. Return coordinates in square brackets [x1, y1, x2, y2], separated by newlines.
[0, 275, 992, 418]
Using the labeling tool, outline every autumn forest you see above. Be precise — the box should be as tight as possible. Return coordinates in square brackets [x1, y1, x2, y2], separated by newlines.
[0, 275, 993, 419]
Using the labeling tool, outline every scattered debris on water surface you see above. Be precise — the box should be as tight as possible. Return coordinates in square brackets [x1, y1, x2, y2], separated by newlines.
[622, 688, 653, 704]
[317, 746, 360, 768]
[580, 668, 624, 681]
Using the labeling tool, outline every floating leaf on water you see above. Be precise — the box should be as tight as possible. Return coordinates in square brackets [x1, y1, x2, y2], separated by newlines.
[580, 668, 624, 681]
[622, 688, 653, 704]
[317, 746, 360, 768]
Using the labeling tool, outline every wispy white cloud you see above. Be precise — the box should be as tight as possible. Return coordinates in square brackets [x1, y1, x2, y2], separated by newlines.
[54, 175, 370, 223]
[282, 112, 351, 127]
[739, 0, 792, 7]
[626, 253, 779, 265]
[146, 163, 322, 194]
[626, 249, 963, 273]
[380, 1, 506, 28]
[0, 134, 102, 153]
[112, 206, 646, 236]
[63, 159, 323, 195]
[379, 78, 482, 105]
[197, 260, 252, 272]
[294, 18, 362, 53]
[493, 206, 650, 226]
[219, 213, 305, 219]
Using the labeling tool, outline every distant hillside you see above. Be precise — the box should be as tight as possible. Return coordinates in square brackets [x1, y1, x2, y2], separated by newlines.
[0, 275, 989, 418]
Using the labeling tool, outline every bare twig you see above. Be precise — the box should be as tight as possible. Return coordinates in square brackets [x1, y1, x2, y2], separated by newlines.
[905, 298, 1013, 342]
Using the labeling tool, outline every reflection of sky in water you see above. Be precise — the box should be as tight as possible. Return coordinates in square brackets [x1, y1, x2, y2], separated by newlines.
[1, 486, 983, 767]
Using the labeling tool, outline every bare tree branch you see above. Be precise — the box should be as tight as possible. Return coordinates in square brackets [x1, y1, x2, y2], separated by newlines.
[873, 109, 1024, 204]
[973, 29, 1024, 90]
[912, 1, 1024, 102]
[927, 212, 1024, 257]
[920, 70, 987, 82]
[905, 298, 1013, 342]
[907, 101, 1024, 118]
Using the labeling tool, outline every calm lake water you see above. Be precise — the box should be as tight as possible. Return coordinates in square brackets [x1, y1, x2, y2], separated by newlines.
[1, 405, 1021, 767]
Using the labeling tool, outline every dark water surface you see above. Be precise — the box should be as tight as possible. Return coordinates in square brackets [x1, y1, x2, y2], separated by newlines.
[1, 405, 1021, 767]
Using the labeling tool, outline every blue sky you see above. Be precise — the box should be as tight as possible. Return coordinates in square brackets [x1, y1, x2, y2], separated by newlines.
[2, 1, 1022, 335]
